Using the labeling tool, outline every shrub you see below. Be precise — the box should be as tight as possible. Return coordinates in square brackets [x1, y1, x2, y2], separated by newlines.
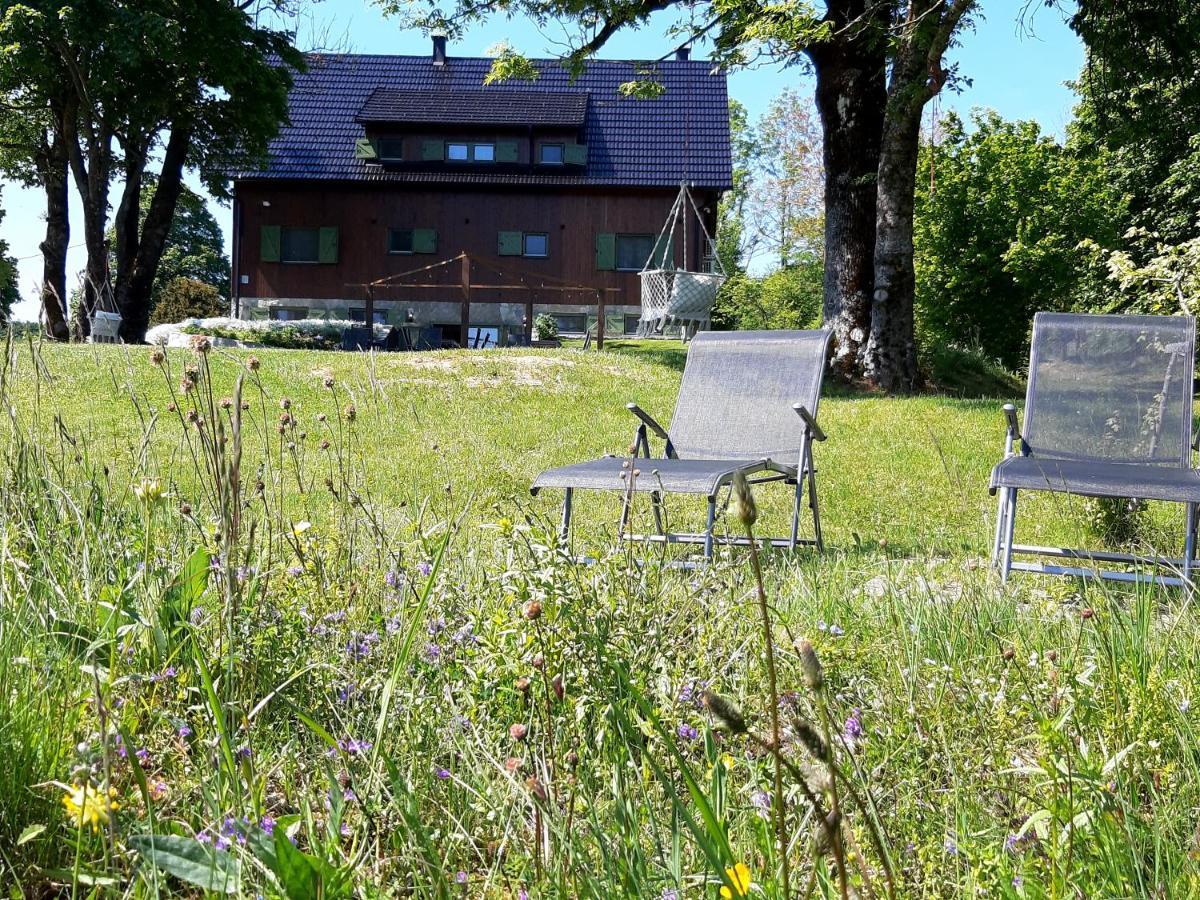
[151, 277, 229, 325]
[533, 313, 559, 341]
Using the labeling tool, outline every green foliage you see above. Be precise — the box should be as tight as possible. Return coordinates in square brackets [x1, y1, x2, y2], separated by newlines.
[152, 278, 228, 326]
[714, 264, 822, 331]
[483, 42, 540, 83]
[533, 312, 559, 340]
[913, 110, 1119, 368]
[0, 191, 17, 323]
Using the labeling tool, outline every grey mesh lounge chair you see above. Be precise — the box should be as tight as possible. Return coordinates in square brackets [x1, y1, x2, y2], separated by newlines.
[990, 312, 1200, 586]
[532, 329, 832, 559]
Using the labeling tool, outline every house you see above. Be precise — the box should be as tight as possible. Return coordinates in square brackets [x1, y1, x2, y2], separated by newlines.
[230, 38, 732, 344]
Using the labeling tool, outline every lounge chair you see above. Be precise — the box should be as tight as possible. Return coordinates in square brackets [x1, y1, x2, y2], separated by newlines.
[990, 312, 1200, 586]
[532, 329, 832, 559]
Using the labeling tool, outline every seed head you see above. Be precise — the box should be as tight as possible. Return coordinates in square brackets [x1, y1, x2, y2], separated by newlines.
[324, 375, 335, 389]
[798, 640, 824, 691]
[792, 718, 830, 761]
[344, 404, 356, 422]
[220, 397, 232, 410]
[730, 470, 758, 527]
[190, 335, 211, 355]
[246, 356, 260, 372]
[509, 723, 528, 742]
[525, 776, 547, 803]
[178, 502, 192, 516]
[515, 677, 531, 694]
[522, 600, 542, 621]
[1081, 608, 1095, 620]
[552, 673, 564, 701]
[531, 653, 545, 670]
[150, 350, 165, 366]
[702, 691, 748, 734]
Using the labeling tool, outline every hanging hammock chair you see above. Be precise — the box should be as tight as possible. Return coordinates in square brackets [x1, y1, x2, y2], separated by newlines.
[638, 182, 726, 339]
[88, 281, 122, 344]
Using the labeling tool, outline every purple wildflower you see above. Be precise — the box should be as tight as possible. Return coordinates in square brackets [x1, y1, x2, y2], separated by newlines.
[196, 831, 212, 844]
[235, 745, 252, 761]
[261, 816, 276, 836]
[345, 631, 380, 661]
[336, 736, 372, 756]
[676, 723, 699, 741]
[177, 724, 192, 739]
[340, 822, 351, 837]
[1005, 833, 1020, 853]
[427, 616, 446, 636]
[424, 642, 443, 664]
[944, 837, 959, 856]
[338, 682, 358, 704]
[287, 565, 304, 577]
[677, 679, 708, 708]
[215, 835, 232, 851]
[417, 561, 433, 577]
[829, 624, 845, 637]
[750, 790, 772, 820]
[455, 871, 468, 884]
[135, 748, 151, 764]
[452, 622, 478, 645]
[435, 767, 451, 780]
[385, 570, 404, 590]
[843, 708, 865, 740]
[662, 891, 680, 900]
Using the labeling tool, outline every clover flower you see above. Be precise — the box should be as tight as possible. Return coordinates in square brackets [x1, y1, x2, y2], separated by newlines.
[62, 783, 119, 832]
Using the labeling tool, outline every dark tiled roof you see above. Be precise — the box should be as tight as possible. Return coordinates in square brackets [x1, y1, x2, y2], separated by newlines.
[236, 53, 731, 190]
[355, 87, 589, 127]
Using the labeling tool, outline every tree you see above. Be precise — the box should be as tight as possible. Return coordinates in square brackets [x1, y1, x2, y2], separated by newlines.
[107, 183, 230, 314]
[713, 99, 756, 279]
[0, 190, 18, 322]
[913, 110, 1117, 367]
[749, 89, 823, 270]
[0, 0, 300, 343]
[866, 0, 976, 391]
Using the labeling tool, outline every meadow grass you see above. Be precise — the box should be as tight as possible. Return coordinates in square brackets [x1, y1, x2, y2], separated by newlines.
[1, 336, 1198, 897]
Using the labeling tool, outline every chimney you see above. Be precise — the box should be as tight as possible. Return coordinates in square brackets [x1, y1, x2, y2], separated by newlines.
[675, 47, 690, 61]
[432, 33, 447, 67]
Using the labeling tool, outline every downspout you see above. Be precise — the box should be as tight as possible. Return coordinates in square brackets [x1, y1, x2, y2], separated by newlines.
[231, 192, 242, 318]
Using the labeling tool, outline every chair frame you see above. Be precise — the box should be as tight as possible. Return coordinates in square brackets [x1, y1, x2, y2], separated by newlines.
[556, 401, 826, 561]
[992, 385, 1200, 589]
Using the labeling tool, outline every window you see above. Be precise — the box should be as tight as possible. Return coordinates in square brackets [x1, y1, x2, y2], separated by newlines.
[472, 143, 495, 162]
[555, 314, 587, 335]
[377, 138, 404, 161]
[539, 143, 564, 164]
[616, 234, 657, 272]
[281, 227, 320, 264]
[446, 142, 495, 162]
[447, 143, 469, 161]
[623, 314, 642, 335]
[388, 228, 414, 254]
[270, 307, 308, 321]
[523, 233, 549, 258]
[350, 308, 388, 325]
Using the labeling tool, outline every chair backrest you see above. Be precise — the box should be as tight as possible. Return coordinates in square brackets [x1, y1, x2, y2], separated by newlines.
[1023, 312, 1196, 466]
[668, 329, 832, 461]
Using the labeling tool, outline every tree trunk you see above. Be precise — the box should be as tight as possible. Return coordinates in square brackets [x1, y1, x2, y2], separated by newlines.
[37, 131, 71, 341]
[118, 124, 191, 343]
[865, 0, 974, 391]
[64, 113, 115, 340]
[807, 0, 888, 380]
[113, 138, 148, 303]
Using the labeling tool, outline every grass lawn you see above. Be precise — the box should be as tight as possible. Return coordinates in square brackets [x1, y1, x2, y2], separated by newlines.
[2, 338, 1199, 897]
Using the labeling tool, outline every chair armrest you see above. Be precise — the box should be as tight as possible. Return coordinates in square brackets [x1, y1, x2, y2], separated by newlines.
[1003, 404, 1021, 440]
[627, 403, 670, 441]
[793, 404, 826, 442]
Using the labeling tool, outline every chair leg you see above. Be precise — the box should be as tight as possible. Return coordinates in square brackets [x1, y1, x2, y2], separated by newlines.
[651, 491, 666, 535]
[617, 485, 633, 547]
[703, 497, 717, 560]
[1185, 502, 1197, 584]
[559, 488, 573, 547]
[999, 488, 1017, 584]
[991, 488, 1008, 566]
[789, 476, 803, 550]
[807, 449, 824, 553]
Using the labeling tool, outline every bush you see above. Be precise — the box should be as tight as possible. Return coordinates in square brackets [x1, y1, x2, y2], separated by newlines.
[713, 263, 822, 332]
[533, 313, 559, 341]
[146, 316, 388, 351]
[151, 277, 228, 325]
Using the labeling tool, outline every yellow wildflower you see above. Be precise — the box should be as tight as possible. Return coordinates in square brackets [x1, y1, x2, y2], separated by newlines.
[292, 520, 312, 537]
[133, 477, 163, 505]
[62, 783, 119, 832]
[720, 862, 752, 898]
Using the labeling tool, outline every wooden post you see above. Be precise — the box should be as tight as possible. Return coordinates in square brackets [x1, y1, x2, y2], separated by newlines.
[460, 253, 471, 347]
[365, 285, 375, 332]
[525, 299, 534, 343]
[596, 290, 605, 351]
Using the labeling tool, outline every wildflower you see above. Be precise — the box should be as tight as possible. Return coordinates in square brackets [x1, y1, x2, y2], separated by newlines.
[427, 616, 446, 636]
[246, 356, 260, 372]
[456, 871, 468, 884]
[220, 397, 232, 410]
[279, 397, 291, 410]
[720, 862, 752, 899]
[452, 623, 478, 645]
[522, 600, 542, 620]
[150, 349, 165, 366]
[385, 570, 404, 590]
[385, 613, 404, 636]
[324, 375, 336, 389]
[417, 561, 432, 577]
[345, 631, 380, 661]
[150, 780, 168, 801]
[135, 748, 151, 765]
[515, 676, 531, 694]
[678, 679, 708, 708]
[1081, 607, 1095, 620]
[730, 471, 757, 527]
[191, 335, 211, 354]
[343, 403, 356, 422]
[133, 477, 163, 504]
[750, 790, 772, 820]
[292, 520, 311, 537]
[235, 745, 252, 761]
[843, 708, 864, 740]
[509, 723, 529, 741]
[828, 624, 845, 637]
[336, 737, 372, 756]
[260, 816, 276, 836]
[179, 502, 192, 516]
[215, 834, 232, 851]
[424, 642, 443, 664]
[337, 683, 358, 704]
[287, 565, 304, 577]
[435, 767, 451, 780]
[504, 756, 523, 773]
[676, 723, 699, 741]
[525, 775, 548, 802]
[62, 783, 119, 832]
[1182, 698, 1192, 713]
[662, 890, 680, 900]
[944, 837, 959, 855]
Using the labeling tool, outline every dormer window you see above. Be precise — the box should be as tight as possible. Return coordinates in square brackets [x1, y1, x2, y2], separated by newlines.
[447, 143, 469, 161]
[539, 143, 564, 165]
[377, 138, 404, 161]
[446, 142, 496, 163]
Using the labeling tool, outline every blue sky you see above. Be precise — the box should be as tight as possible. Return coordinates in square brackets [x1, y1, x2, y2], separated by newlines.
[0, 0, 1083, 321]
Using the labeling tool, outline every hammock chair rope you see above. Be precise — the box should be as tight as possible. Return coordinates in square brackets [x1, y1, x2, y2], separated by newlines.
[637, 182, 725, 339]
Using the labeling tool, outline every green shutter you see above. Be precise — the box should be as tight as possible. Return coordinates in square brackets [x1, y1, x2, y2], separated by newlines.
[421, 140, 445, 161]
[498, 231, 523, 256]
[412, 228, 438, 254]
[595, 232, 616, 270]
[564, 143, 588, 166]
[261, 225, 281, 263]
[355, 138, 378, 160]
[496, 140, 519, 163]
[318, 226, 339, 264]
